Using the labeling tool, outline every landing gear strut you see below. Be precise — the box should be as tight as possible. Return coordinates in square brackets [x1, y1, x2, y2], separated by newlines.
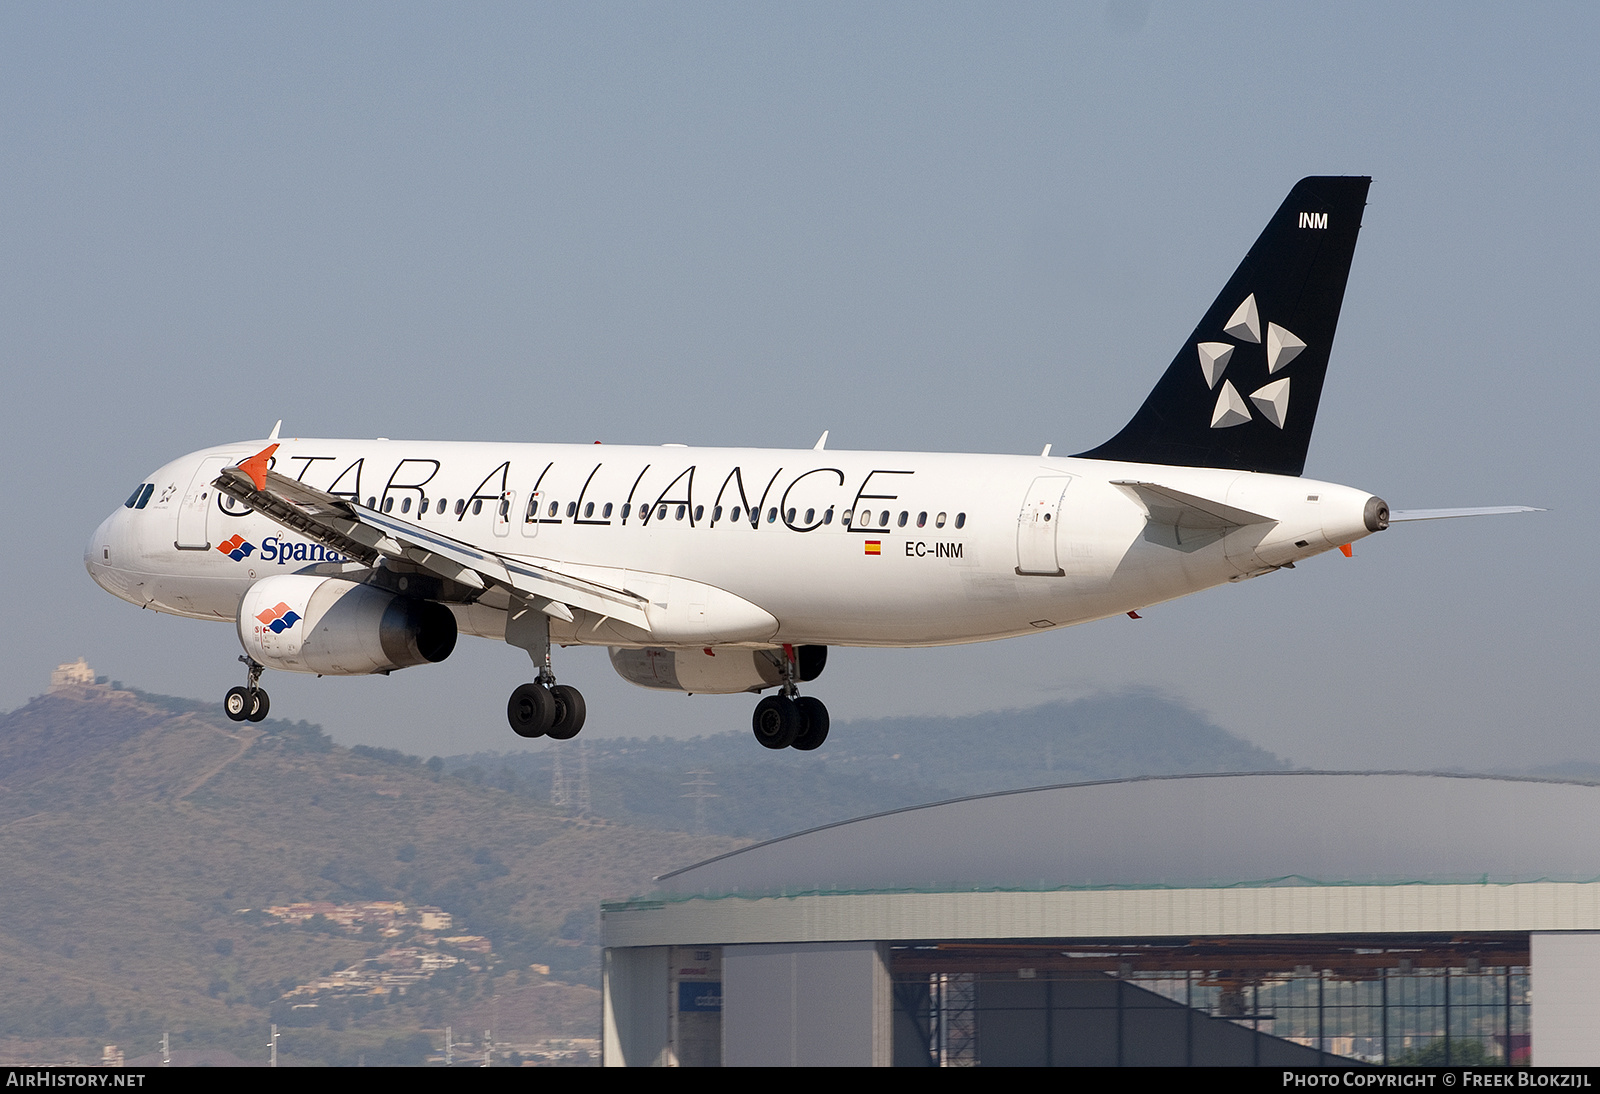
[751, 645, 829, 750]
[504, 602, 586, 741]
[225, 656, 270, 723]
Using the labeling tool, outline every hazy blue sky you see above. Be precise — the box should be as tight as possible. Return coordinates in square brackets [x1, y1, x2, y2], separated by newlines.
[3, 3, 1592, 768]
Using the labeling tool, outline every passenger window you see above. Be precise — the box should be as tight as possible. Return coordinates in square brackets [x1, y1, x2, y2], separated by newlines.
[658, 505, 668, 521]
[917, 511, 927, 527]
[418, 494, 428, 514]
[526, 497, 538, 521]
[694, 505, 704, 521]
[897, 511, 908, 527]
[730, 506, 741, 522]
[455, 500, 465, 516]
[438, 499, 447, 515]
[955, 512, 966, 529]
[548, 501, 559, 518]
[786, 508, 796, 523]
[936, 512, 947, 528]
[714, 506, 723, 522]
[401, 497, 412, 514]
[603, 502, 613, 518]
[767, 507, 778, 523]
[622, 503, 631, 519]
[499, 499, 510, 517]
[879, 510, 890, 527]
[842, 510, 852, 526]
[584, 502, 594, 518]
[675, 505, 686, 521]
[824, 507, 834, 525]
[566, 502, 577, 518]
[472, 499, 483, 516]
[367, 497, 377, 509]
[804, 508, 815, 524]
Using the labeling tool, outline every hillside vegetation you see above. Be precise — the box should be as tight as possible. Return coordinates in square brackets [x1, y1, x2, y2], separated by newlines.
[449, 689, 1288, 838]
[0, 686, 737, 1065]
[0, 682, 1283, 1064]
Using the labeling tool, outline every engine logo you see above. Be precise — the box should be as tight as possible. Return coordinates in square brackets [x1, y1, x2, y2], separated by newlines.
[255, 602, 301, 634]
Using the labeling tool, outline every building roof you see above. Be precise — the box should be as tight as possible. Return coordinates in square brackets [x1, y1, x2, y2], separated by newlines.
[652, 772, 1600, 899]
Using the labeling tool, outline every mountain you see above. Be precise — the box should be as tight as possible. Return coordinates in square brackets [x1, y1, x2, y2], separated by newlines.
[0, 684, 738, 1066]
[0, 680, 1284, 1065]
[448, 689, 1289, 839]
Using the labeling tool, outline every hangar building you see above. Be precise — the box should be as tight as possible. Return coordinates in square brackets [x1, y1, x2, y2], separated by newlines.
[601, 772, 1600, 1066]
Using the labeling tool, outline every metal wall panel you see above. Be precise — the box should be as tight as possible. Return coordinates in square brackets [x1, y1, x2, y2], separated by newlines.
[1532, 932, 1600, 1065]
[722, 942, 890, 1066]
[602, 946, 671, 1067]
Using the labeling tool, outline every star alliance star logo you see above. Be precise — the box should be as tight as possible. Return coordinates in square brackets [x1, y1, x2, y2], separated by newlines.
[1198, 293, 1303, 430]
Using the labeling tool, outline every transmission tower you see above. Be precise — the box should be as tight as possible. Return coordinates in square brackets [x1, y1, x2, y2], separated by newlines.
[551, 748, 570, 809]
[682, 769, 718, 834]
[576, 741, 592, 816]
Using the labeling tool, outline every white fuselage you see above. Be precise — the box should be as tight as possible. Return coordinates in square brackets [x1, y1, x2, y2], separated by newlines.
[86, 438, 1382, 654]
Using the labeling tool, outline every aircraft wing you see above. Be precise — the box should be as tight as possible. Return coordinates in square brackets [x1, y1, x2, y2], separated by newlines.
[212, 446, 651, 631]
[1389, 506, 1544, 522]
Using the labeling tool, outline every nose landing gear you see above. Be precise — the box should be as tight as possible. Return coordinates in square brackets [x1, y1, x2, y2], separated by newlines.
[751, 645, 829, 750]
[224, 656, 270, 723]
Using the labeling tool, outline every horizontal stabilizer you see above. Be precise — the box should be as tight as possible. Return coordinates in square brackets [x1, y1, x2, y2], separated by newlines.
[1110, 480, 1275, 530]
[1389, 506, 1544, 522]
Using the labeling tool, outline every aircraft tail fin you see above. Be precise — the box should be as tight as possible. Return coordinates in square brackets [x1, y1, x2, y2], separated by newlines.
[1076, 176, 1371, 477]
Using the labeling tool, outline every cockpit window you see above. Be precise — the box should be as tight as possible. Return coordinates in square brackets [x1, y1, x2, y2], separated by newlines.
[125, 485, 145, 509]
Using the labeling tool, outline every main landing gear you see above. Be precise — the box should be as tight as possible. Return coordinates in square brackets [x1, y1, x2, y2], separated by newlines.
[507, 679, 587, 740]
[224, 656, 270, 723]
[504, 603, 586, 741]
[752, 645, 829, 751]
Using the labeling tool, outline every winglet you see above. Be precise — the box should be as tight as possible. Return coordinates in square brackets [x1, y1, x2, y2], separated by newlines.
[813, 430, 829, 451]
[268, 420, 282, 442]
[238, 443, 279, 491]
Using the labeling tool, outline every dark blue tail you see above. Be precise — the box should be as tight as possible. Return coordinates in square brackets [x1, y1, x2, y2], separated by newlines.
[1076, 176, 1371, 477]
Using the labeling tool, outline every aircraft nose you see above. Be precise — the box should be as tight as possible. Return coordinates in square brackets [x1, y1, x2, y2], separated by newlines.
[85, 511, 121, 590]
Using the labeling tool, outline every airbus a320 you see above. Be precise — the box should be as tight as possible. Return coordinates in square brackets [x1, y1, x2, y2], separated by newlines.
[86, 177, 1535, 751]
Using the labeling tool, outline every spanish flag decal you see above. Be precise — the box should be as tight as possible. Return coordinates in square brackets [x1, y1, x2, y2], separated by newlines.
[865, 540, 881, 555]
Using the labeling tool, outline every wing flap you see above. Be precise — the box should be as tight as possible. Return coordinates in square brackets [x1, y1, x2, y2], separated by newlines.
[213, 455, 650, 631]
[213, 464, 381, 565]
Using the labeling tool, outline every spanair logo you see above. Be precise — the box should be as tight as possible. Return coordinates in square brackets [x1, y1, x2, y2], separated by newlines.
[256, 602, 301, 634]
[1196, 292, 1303, 431]
[217, 534, 256, 561]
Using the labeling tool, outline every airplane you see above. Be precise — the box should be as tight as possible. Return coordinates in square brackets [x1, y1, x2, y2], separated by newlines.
[85, 176, 1537, 752]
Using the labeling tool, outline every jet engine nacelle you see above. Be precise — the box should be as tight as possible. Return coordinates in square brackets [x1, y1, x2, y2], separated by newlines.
[238, 574, 457, 676]
[608, 644, 826, 694]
